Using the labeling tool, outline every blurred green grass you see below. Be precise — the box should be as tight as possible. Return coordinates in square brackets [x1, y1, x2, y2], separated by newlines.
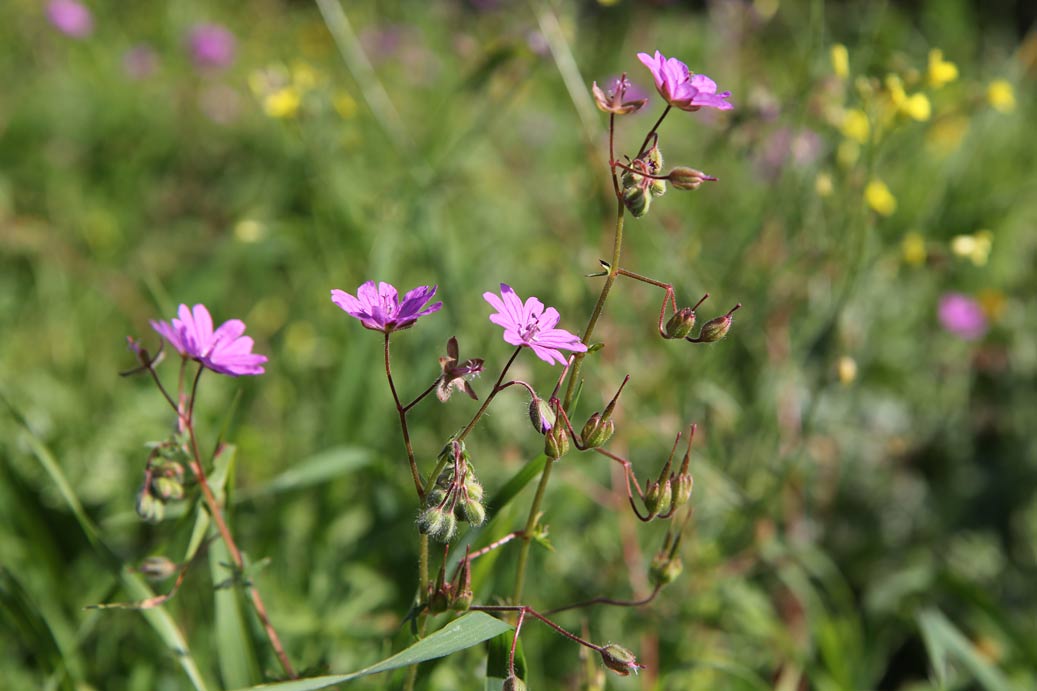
[2, 0, 1036, 689]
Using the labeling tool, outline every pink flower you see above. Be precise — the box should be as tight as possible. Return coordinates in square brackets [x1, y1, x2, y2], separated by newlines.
[483, 284, 587, 366]
[331, 281, 442, 333]
[938, 293, 988, 341]
[637, 51, 732, 112]
[151, 304, 267, 376]
[47, 0, 94, 39]
[186, 23, 236, 70]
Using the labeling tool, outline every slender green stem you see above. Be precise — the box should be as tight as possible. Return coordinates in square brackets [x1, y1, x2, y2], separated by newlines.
[383, 333, 425, 499]
[455, 347, 522, 443]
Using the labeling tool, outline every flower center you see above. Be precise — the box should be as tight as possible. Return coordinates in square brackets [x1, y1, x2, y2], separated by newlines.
[519, 318, 541, 342]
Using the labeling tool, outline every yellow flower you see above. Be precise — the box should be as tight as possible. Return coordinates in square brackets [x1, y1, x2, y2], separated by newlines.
[901, 232, 926, 265]
[928, 49, 959, 88]
[840, 109, 870, 143]
[902, 93, 931, 121]
[865, 179, 896, 216]
[951, 230, 992, 266]
[333, 92, 358, 119]
[264, 87, 301, 119]
[815, 172, 834, 197]
[831, 44, 850, 79]
[977, 289, 1006, 321]
[837, 356, 858, 385]
[886, 74, 907, 107]
[987, 80, 1016, 113]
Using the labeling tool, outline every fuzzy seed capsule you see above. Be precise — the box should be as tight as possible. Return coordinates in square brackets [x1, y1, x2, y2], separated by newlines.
[581, 413, 615, 448]
[545, 426, 570, 460]
[643, 480, 672, 518]
[649, 553, 684, 587]
[622, 185, 651, 217]
[135, 487, 165, 523]
[670, 473, 694, 510]
[664, 308, 697, 339]
[528, 396, 555, 434]
[599, 643, 643, 676]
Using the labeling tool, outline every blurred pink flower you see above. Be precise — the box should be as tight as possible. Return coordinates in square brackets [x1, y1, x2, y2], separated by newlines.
[637, 50, 732, 112]
[47, 0, 93, 39]
[187, 23, 236, 70]
[938, 293, 988, 341]
[151, 304, 267, 376]
[483, 284, 587, 366]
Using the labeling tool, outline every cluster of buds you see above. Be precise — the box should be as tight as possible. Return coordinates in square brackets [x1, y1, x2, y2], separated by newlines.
[427, 547, 473, 614]
[418, 441, 485, 543]
[661, 293, 741, 344]
[639, 425, 695, 522]
[135, 440, 189, 523]
[620, 141, 667, 218]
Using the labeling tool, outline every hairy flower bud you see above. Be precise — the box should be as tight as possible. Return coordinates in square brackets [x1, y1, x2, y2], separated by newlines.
[545, 426, 570, 460]
[503, 675, 528, 691]
[464, 475, 484, 504]
[668, 166, 717, 190]
[460, 495, 486, 526]
[599, 644, 643, 676]
[581, 412, 615, 448]
[528, 396, 555, 434]
[664, 307, 697, 339]
[137, 556, 178, 580]
[418, 506, 457, 543]
[622, 185, 651, 218]
[670, 472, 694, 510]
[691, 304, 741, 343]
[645, 144, 666, 197]
[135, 486, 165, 523]
[643, 479, 672, 518]
[649, 552, 684, 587]
[152, 476, 184, 502]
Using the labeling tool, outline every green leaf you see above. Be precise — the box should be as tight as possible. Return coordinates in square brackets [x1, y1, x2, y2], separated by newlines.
[917, 608, 1013, 691]
[236, 446, 371, 502]
[229, 612, 511, 691]
[0, 567, 77, 691]
[485, 631, 526, 691]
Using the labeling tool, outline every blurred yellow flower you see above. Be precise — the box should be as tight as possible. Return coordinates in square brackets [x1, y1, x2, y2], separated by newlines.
[865, 179, 896, 216]
[886, 74, 907, 106]
[951, 230, 992, 266]
[333, 92, 358, 119]
[977, 289, 1006, 321]
[831, 44, 850, 79]
[840, 109, 870, 143]
[291, 61, 318, 91]
[234, 218, 264, 243]
[901, 231, 926, 265]
[264, 87, 301, 119]
[837, 356, 858, 385]
[837, 139, 860, 168]
[815, 172, 834, 197]
[928, 49, 959, 88]
[902, 93, 931, 121]
[987, 80, 1016, 113]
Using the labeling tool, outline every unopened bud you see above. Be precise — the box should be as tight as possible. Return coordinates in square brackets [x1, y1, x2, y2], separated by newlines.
[664, 307, 697, 339]
[464, 475, 484, 504]
[668, 166, 717, 190]
[152, 476, 184, 502]
[503, 675, 527, 691]
[645, 144, 666, 197]
[137, 556, 178, 580]
[691, 304, 741, 343]
[581, 413, 614, 448]
[649, 552, 684, 587]
[459, 496, 486, 526]
[643, 480, 672, 518]
[545, 426, 570, 460]
[428, 585, 451, 614]
[418, 506, 458, 542]
[622, 185, 651, 218]
[670, 472, 694, 510]
[135, 487, 165, 523]
[599, 643, 643, 676]
[528, 396, 555, 434]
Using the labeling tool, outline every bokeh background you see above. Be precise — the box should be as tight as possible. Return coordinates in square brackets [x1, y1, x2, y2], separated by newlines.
[2, 0, 1036, 689]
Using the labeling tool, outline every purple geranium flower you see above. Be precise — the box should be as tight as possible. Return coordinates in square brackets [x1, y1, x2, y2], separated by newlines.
[151, 304, 267, 376]
[637, 50, 733, 112]
[331, 281, 442, 333]
[938, 293, 987, 341]
[47, 0, 93, 39]
[483, 284, 587, 366]
[187, 23, 236, 70]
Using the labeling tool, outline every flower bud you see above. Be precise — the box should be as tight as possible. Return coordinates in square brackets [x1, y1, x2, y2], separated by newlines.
[664, 307, 697, 339]
[643, 479, 672, 518]
[669, 472, 694, 510]
[544, 426, 570, 460]
[599, 644, 643, 676]
[152, 476, 184, 502]
[135, 487, 165, 523]
[645, 144, 666, 197]
[649, 552, 684, 587]
[137, 556, 178, 580]
[418, 506, 458, 542]
[580, 412, 615, 449]
[503, 675, 527, 691]
[460, 496, 486, 526]
[464, 475, 484, 504]
[691, 304, 741, 343]
[668, 166, 717, 191]
[428, 585, 451, 614]
[622, 185, 651, 218]
[528, 396, 555, 434]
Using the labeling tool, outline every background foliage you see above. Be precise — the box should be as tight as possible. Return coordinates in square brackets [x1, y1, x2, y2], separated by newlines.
[2, 0, 1035, 689]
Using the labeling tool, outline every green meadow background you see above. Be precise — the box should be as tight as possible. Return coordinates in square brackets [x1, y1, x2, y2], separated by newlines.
[2, 0, 1035, 689]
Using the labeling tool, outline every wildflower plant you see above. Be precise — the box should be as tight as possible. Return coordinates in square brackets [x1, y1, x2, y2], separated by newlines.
[114, 50, 741, 688]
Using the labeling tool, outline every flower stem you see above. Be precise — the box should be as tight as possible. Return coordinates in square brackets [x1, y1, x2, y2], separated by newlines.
[383, 333, 425, 499]
[455, 347, 522, 443]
